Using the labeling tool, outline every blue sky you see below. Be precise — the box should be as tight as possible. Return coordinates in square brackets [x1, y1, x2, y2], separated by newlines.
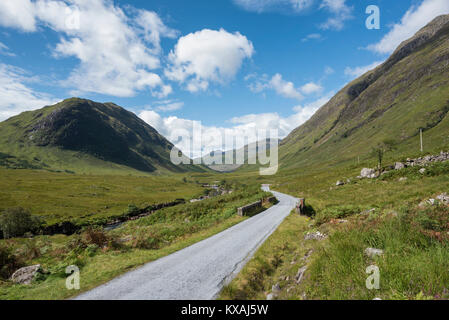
[1, 0, 449, 156]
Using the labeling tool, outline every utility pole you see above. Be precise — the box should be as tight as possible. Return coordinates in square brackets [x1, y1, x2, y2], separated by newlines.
[420, 128, 423, 153]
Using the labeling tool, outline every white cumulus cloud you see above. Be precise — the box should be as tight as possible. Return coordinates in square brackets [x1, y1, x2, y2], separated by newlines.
[0, 0, 37, 32]
[0, 0, 177, 98]
[248, 73, 323, 100]
[301, 82, 323, 94]
[165, 28, 254, 93]
[269, 74, 304, 100]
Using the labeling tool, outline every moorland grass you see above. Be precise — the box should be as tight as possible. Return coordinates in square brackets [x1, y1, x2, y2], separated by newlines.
[0, 168, 204, 226]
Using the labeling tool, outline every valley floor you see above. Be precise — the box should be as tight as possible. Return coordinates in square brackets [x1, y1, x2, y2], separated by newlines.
[1, 150, 449, 300]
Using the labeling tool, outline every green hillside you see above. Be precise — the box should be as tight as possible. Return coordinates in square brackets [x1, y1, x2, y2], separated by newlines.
[0, 98, 205, 175]
[279, 14, 449, 170]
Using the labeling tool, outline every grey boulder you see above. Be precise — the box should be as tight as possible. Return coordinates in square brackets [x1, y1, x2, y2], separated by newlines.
[10, 264, 41, 285]
[360, 168, 377, 179]
[394, 162, 405, 170]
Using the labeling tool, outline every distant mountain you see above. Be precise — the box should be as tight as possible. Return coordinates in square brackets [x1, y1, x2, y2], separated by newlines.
[0, 98, 205, 174]
[198, 139, 279, 173]
[278, 14, 449, 170]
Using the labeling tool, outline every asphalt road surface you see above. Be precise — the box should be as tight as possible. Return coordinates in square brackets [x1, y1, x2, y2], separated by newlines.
[75, 186, 298, 300]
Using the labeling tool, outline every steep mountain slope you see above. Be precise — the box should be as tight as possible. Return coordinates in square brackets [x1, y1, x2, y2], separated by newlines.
[279, 14, 449, 170]
[0, 98, 204, 174]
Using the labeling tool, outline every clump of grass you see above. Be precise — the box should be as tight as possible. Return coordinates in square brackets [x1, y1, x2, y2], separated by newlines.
[315, 205, 362, 225]
[304, 205, 449, 300]
[130, 230, 161, 250]
[82, 227, 110, 248]
[20, 239, 42, 260]
[221, 254, 282, 300]
[409, 205, 449, 242]
[0, 244, 23, 280]
[66, 227, 121, 253]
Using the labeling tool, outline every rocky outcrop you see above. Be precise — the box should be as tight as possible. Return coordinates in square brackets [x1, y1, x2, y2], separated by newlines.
[398, 151, 449, 169]
[357, 151, 449, 180]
